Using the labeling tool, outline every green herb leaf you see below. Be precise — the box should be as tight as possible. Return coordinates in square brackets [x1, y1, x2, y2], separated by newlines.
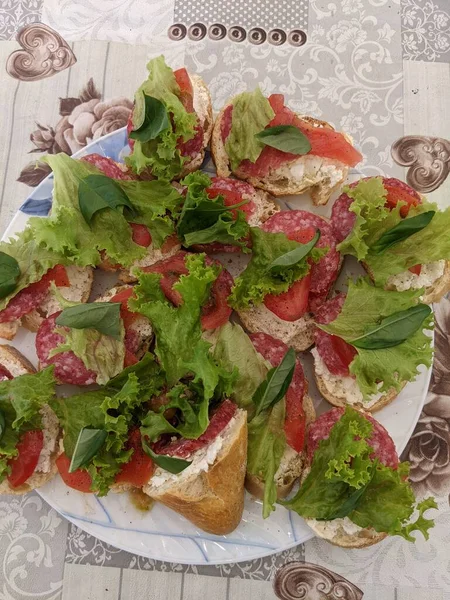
[78, 174, 137, 226]
[350, 304, 432, 350]
[55, 302, 122, 340]
[269, 230, 320, 270]
[142, 438, 192, 474]
[130, 93, 170, 143]
[0, 252, 20, 300]
[370, 211, 436, 255]
[255, 125, 311, 155]
[252, 348, 296, 417]
[69, 428, 107, 472]
[0, 409, 5, 443]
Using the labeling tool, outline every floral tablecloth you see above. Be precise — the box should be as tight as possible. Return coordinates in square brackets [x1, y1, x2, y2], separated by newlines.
[0, 1, 450, 598]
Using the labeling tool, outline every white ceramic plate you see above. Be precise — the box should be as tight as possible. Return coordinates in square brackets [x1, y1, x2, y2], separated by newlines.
[4, 127, 431, 565]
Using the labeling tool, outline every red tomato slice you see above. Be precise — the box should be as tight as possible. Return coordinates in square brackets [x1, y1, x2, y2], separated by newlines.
[409, 264, 422, 276]
[145, 252, 189, 306]
[329, 335, 358, 377]
[206, 186, 254, 220]
[0, 365, 12, 381]
[7, 430, 44, 488]
[285, 385, 306, 453]
[385, 184, 420, 217]
[264, 273, 311, 322]
[115, 429, 154, 487]
[268, 94, 286, 113]
[124, 349, 139, 367]
[287, 226, 316, 244]
[174, 68, 194, 113]
[110, 288, 137, 329]
[130, 223, 152, 248]
[36, 265, 70, 292]
[56, 453, 93, 493]
[161, 234, 181, 253]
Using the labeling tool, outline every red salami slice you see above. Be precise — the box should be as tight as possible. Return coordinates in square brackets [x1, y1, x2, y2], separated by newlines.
[81, 154, 135, 180]
[0, 285, 49, 323]
[250, 332, 307, 452]
[178, 123, 204, 158]
[156, 399, 237, 458]
[0, 365, 13, 381]
[262, 210, 341, 311]
[221, 105, 233, 142]
[314, 293, 346, 325]
[307, 407, 399, 468]
[331, 177, 422, 243]
[124, 327, 140, 355]
[36, 312, 97, 386]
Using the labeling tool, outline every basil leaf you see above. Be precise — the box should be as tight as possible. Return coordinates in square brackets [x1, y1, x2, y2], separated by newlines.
[269, 230, 320, 270]
[56, 302, 122, 340]
[0, 409, 5, 442]
[252, 348, 296, 417]
[69, 428, 107, 472]
[371, 211, 436, 255]
[78, 174, 137, 226]
[142, 439, 192, 474]
[350, 304, 432, 350]
[129, 93, 170, 143]
[255, 125, 311, 155]
[0, 252, 20, 300]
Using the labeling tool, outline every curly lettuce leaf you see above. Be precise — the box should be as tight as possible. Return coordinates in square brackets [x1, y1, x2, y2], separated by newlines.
[284, 407, 437, 540]
[337, 178, 450, 284]
[29, 154, 182, 267]
[225, 89, 275, 171]
[0, 367, 57, 481]
[247, 400, 286, 518]
[50, 322, 125, 386]
[229, 227, 325, 310]
[126, 56, 197, 179]
[319, 278, 433, 398]
[177, 172, 250, 249]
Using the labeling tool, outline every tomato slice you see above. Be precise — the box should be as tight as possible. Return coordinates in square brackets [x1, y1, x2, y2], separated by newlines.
[130, 223, 152, 248]
[34, 265, 70, 294]
[115, 429, 154, 487]
[146, 252, 189, 306]
[56, 453, 93, 493]
[287, 226, 317, 245]
[161, 234, 181, 253]
[284, 386, 306, 453]
[124, 348, 139, 367]
[268, 94, 286, 113]
[110, 287, 137, 329]
[0, 365, 13, 381]
[385, 184, 420, 217]
[264, 273, 311, 322]
[329, 335, 358, 377]
[7, 430, 44, 488]
[409, 264, 422, 276]
[174, 68, 194, 113]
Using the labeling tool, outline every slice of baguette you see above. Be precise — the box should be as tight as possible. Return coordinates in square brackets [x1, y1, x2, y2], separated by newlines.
[0, 347, 60, 495]
[0, 265, 94, 339]
[312, 347, 405, 412]
[301, 467, 386, 548]
[118, 242, 181, 284]
[211, 106, 350, 205]
[245, 393, 316, 500]
[381, 260, 450, 305]
[237, 303, 315, 352]
[143, 408, 247, 535]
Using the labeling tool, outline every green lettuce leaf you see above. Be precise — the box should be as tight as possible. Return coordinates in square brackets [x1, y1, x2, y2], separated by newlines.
[29, 154, 182, 267]
[126, 56, 197, 179]
[247, 400, 286, 518]
[0, 368, 57, 481]
[225, 89, 275, 171]
[177, 172, 250, 249]
[284, 406, 437, 540]
[229, 227, 325, 310]
[319, 279, 434, 399]
[50, 321, 125, 386]
[337, 178, 450, 285]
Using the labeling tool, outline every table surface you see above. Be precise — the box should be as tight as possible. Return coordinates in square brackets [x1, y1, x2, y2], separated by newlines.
[1, 1, 450, 598]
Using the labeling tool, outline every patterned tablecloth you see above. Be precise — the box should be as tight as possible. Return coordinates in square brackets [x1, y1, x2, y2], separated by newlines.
[1, 1, 450, 598]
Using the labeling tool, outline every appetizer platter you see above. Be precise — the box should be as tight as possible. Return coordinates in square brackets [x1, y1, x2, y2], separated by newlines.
[0, 56, 446, 563]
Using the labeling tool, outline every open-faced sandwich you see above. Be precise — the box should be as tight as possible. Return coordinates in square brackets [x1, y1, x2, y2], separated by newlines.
[332, 176, 450, 303]
[212, 323, 315, 517]
[311, 278, 433, 411]
[126, 56, 213, 180]
[35, 284, 153, 386]
[283, 406, 437, 548]
[211, 89, 362, 204]
[0, 354, 59, 495]
[228, 210, 341, 351]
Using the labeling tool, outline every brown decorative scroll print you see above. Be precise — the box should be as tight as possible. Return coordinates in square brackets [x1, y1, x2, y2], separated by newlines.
[391, 135, 450, 193]
[273, 562, 364, 600]
[6, 23, 76, 82]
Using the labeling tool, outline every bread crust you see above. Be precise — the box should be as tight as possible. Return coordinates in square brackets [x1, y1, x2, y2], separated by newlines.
[211, 104, 350, 204]
[144, 410, 247, 535]
[0, 344, 36, 376]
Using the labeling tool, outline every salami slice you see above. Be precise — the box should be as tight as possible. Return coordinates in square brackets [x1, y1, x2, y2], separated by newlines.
[314, 293, 346, 325]
[262, 210, 341, 311]
[81, 154, 135, 180]
[156, 399, 237, 459]
[0, 285, 49, 323]
[0, 365, 13, 381]
[250, 332, 307, 452]
[307, 407, 399, 468]
[36, 312, 97, 386]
